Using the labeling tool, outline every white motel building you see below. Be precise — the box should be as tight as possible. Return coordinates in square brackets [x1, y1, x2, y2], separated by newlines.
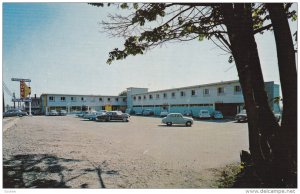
[40, 80, 280, 117]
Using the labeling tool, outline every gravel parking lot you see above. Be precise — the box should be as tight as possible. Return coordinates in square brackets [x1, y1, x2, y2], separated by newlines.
[3, 115, 249, 188]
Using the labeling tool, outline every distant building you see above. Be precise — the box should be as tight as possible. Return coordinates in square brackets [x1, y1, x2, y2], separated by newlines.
[39, 80, 280, 117]
[128, 80, 280, 117]
[40, 94, 127, 115]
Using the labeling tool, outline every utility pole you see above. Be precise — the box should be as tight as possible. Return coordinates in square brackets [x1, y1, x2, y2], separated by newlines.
[3, 92, 4, 112]
[13, 92, 16, 109]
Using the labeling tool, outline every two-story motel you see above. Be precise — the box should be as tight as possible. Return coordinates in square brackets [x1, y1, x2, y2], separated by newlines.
[40, 80, 280, 117]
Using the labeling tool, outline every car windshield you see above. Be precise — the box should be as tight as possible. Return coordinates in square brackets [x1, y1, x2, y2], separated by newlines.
[201, 110, 209, 113]
[215, 111, 221, 114]
[240, 110, 247, 114]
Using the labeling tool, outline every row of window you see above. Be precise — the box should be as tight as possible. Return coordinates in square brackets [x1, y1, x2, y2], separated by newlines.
[132, 103, 213, 108]
[133, 85, 242, 101]
[49, 96, 126, 102]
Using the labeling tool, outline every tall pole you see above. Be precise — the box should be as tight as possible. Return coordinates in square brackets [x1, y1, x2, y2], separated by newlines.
[13, 92, 16, 109]
[28, 82, 31, 116]
[3, 92, 4, 112]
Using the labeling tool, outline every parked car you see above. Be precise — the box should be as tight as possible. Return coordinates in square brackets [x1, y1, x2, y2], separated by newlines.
[199, 110, 211, 119]
[235, 109, 247, 122]
[97, 111, 130, 122]
[160, 111, 169, 117]
[142, 109, 154, 116]
[273, 111, 281, 122]
[183, 110, 192, 116]
[49, 110, 59, 116]
[76, 111, 89, 117]
[3, 109, 28, 117]
[83, 110, 107, 121]
[211, 111, 224, 119]
[162, 113, 193, 127]
[59, 110, 67, 116]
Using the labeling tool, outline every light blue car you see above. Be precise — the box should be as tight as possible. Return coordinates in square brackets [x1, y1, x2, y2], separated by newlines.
[162, 113, 194, 127]
[83, 110, 107, 121]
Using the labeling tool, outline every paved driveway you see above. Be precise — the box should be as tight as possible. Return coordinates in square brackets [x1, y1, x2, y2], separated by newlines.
[3, 115, 249, 188]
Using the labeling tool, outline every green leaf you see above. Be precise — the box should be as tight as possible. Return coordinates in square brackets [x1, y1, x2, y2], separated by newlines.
[120, 3, 128, 9]
[292, 14, 297, 21]
[198, 34, 205, 41]
[133, 3, 138, 10]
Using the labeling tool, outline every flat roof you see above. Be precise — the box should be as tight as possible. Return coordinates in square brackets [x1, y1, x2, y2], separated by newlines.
[131, 80, 240, 95]
[40, 93, 126, 98]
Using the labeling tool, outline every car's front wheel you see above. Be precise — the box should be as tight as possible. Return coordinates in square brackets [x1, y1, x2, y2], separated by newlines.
[166, 122, 172, 126]
[186, 121, 192, 127]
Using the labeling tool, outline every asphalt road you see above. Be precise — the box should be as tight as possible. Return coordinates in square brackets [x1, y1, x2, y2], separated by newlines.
[3, 115, 249, 188]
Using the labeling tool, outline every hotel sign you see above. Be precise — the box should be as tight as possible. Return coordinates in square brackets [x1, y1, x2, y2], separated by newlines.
[11, 78, 31, 82]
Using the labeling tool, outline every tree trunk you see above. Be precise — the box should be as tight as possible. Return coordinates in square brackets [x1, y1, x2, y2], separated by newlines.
[267, 3, 297, 187]
[220, 3, 283, 187]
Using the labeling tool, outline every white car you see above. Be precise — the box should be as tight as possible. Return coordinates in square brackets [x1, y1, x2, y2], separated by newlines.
[49, 110, 59, 116]
[199, 110, 211, 119]
[273, 111, 281, 122]
[83, 110, 107, 120]
[235, 109, 247, 122]
[160, 111, 169, 117]
[162, 113, 193, 127]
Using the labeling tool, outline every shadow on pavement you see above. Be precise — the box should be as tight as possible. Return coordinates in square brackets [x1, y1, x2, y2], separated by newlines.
[158, 124, 190, 128]
[3, 154, 119, 188]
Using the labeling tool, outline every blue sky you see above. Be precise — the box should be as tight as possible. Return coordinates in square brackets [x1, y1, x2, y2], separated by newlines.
[3, 3, 298, 105]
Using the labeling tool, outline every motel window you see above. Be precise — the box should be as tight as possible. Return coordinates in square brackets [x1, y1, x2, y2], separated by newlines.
[81, 97, 84, 101]
[71, 97, 76, 102]
[115, 98, 119, 102]
[163, 93, 167, 98]
[149, 95, 153, 99]
[203, 89, 210, 96]
[180, 91, 185, 97]
[234, 85, 242, 93]
[156, 94, 160, 99]
[107, 98, 111, 101]
[133, 96, 136, 100]
[191, 90, 196, 96]
[123, 98, 127, 102]
[61, 97, 66, 101]
[99, 97, 102, 101]
[217, 87, 225, 95]
[171, 92, 175, 98]
[49, 96, 55, 101]
[144, 95, 146, 99]
[138, 96, 141, 100]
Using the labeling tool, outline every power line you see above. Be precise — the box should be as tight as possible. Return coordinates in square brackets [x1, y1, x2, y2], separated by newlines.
[2, 81, 13, 97]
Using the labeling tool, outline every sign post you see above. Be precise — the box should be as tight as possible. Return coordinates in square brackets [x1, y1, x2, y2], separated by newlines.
[12, 78, 32, 116]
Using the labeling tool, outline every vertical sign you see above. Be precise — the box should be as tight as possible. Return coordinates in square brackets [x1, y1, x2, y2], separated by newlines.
[20, 81, 25, 98]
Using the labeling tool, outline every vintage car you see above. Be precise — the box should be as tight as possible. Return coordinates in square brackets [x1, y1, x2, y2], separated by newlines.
[235, 110, 247, 122]
[59, 110, 67, 116]
[3, 109, 28, 117]
[142, 109, 154, 116]
[76, 111, 90, 117]
[160, 111, 169, 117]
[49, 110, 59, 116]
[273, 111, 281, 122]
[83, 110, 107, 121]
[97, 111, 129, 122]
[162, 113, 193, 127]
[211, 111, 224, 119]
[199, 110, 211, 119]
